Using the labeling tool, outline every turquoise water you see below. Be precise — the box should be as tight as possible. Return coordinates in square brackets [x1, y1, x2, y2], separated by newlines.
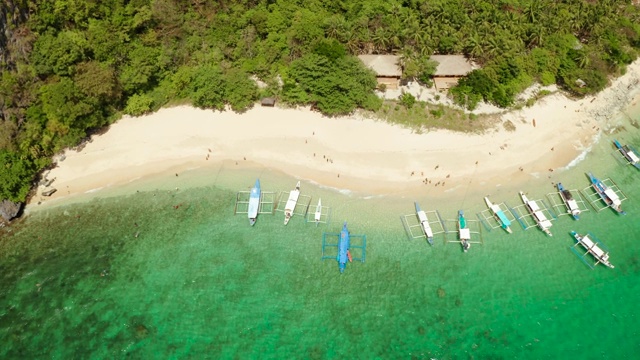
[2, 109, 640, 359]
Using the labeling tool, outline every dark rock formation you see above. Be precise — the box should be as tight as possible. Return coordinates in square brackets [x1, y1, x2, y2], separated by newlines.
[0, 199, 22, 221]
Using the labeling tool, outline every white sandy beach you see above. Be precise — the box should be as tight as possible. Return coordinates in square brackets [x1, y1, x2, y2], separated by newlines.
[30, 60, 640, 208]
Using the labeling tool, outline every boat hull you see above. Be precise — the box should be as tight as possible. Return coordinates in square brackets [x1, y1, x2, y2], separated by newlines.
[314, 199, 322, 224]
[248, 179, 261, 226]
[458, 210, 470, 252]
[284, 181, 301, 225]
[338, 222, 350, 273]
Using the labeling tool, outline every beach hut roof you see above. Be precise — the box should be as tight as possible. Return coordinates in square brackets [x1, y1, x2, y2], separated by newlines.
[430, 55, 475, 77]
[357, 55, 402, 77]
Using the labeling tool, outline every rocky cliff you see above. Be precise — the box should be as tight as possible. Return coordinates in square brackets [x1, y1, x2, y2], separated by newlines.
[0, 0, 30, 66]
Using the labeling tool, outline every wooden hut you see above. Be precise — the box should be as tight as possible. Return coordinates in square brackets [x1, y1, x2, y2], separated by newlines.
[357, 55, 402, 90]
[430, 55, 475, 91]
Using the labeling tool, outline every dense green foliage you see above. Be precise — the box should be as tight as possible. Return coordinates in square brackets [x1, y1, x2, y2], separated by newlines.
[1, 0, 640, 202]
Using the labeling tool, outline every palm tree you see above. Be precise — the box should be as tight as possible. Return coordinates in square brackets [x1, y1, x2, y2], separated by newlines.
[464, 34, 483, 59]
[525, 2, 542, 24]
[483, 37, 501, 60]
[325, 15, 347, 40]
[372, 28, 391, 53]
[527, 24, 545, 48]
[344, 31, 360, 54]
[573, 50, 590, 69]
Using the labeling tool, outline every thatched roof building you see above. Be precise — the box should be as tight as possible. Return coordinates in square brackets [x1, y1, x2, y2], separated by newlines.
[429, 55, 476, 90]
[357, 55, 402, 90]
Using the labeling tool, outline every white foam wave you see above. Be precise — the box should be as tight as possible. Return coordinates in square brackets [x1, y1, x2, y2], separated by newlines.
[305, 178, 353, 196]
[562, 133, 600, 170]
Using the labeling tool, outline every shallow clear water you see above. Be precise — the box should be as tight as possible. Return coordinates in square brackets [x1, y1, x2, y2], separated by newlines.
[1, 107, 640, 359]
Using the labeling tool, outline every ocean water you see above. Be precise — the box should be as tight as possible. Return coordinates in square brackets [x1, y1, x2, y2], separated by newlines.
[1, 108, 640, 359]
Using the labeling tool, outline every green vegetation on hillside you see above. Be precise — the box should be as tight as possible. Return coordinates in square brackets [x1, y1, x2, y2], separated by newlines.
[1, 0, 639, 203]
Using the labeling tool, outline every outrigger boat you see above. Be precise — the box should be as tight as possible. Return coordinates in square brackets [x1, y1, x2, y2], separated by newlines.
[247, 179, 261, 226]
[588, 172, 625, 214]
[557, 183, 580, 220]
[484, 197, 512, 233]
[338, 222, 353, 274]
[614, 139, 640, 170]
[322, 222, 366, 273]
[458, 210, 471, 252]
[519, 191, 553, 236]
[415, 202, 434, 245]
[314, 198, 322, 226]
[570, 231, 614, 269]
[283, 181, 301, 225]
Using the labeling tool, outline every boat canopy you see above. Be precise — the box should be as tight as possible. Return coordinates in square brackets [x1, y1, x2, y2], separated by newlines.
[496, 210, 511, 226]
[567, 199, 579, 211]
[579, 235, 609, 261]
[603, 188, 620, 205]
[626, 148, 640, 163]
[528, 201, 541, 211]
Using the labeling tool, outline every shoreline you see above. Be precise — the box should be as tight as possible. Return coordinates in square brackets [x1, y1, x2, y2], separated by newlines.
[27, 60, 640, 212]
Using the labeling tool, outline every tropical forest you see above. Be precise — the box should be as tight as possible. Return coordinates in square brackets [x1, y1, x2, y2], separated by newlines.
[1, 0, 640, 209]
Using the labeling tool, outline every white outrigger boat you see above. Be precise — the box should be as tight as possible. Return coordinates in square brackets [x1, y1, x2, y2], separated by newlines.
[414, 202, 434, 245]
[484, 197, 512, 233]
[519, 191, 553, 236]
[314, 198, 322, 226]
[557, 183, 580, 220]
[571, 231, 614, 269]
[458, 210, 471, 252]
[283, 181, 301, 225]
[247, 179, 261, 226]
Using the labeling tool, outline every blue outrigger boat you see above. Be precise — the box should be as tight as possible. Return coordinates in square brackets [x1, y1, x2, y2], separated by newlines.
[458, 210, 471, 252]
[337, 222, 352, 273]
[614, 140, 640, 170]
[557, 183, 580, 220]
[588, 172, 625, 214]
[248, 179, 261, 226]
[484, 197, 512, 233]
[322, 222, 366, 273]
